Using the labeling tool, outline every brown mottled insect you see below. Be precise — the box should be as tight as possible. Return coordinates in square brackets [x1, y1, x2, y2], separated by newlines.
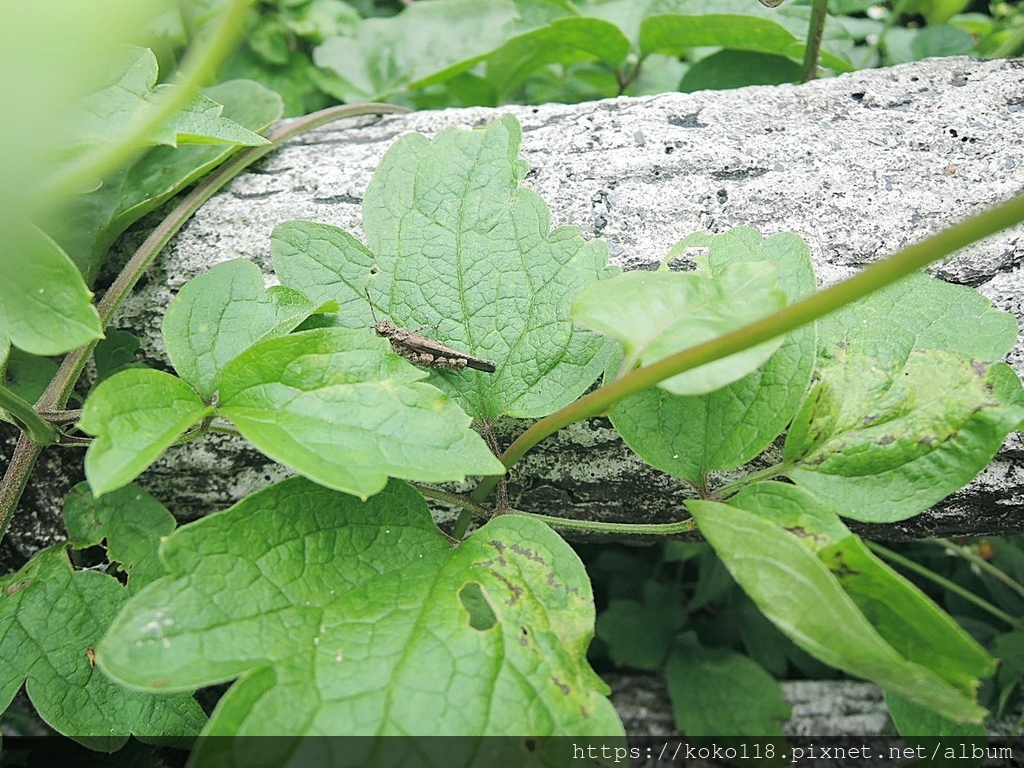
[366, 290, 496, 373]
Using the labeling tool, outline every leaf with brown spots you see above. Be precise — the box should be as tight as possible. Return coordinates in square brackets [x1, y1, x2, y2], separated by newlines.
[96, 477, 622, 746]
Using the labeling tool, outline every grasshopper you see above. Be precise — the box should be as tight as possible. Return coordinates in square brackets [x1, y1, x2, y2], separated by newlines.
[366, 289, 496, 373]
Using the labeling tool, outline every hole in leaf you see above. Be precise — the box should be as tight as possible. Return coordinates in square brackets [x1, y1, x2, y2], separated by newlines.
[459, 582, 497, 631]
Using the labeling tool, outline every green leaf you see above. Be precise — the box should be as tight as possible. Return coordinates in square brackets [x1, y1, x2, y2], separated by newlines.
[596, 582, 683, 670]
[732, 482, 995, 696]
[910, 24, 974, 58]
[227, 50, 332, 118]
[274, 115, 616, 419]
[63, 482, 176, 593]
[68, 46, 269, 152]
[573, 262, 787, 396]
[666, 634, 790, 736]
[163, 259, 320, 399]
[215, 328, 505, 499]
[688, 499, 988, 723]
[3, 349, 60, 405]
[1, 225, 102, 355]
[680, 50, 802, 91]
[608, 228, 815, 485]
[784, 351, 1024, 522]
[636, 0, 854, 73]
[820, 538, 994, 695]
[79, 369, 214, 497]
[820, 271, 1020, 366]
[272, 220, 376, 313]
[0, 547, 204, 751]
[886, 693, 987, 761]
[96, 478, 622, 739]
[313, 0, 522, 101]
[483, 17, 630, 98]
[248, 18, 292, 66]
[93, 327, 142, 382]
[48, 79, 282, 284]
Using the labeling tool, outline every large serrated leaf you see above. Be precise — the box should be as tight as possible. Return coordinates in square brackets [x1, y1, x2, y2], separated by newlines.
[608, 228, 816, 484]
[0, 547, 204, 752]
[274, 115, 616, 420]
[163, 258, 320, 399]
[688, 499, 988, 723]
[96, 478, 622, 743]
[215, 328, 505, 499]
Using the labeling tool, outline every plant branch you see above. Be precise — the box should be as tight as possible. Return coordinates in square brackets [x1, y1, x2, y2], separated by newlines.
[801, 0, 829, 83]
[417, 482, 698, 537]
[0, 386, 58, 446]
[868, 541, 1024, 633]
[508, 510, 697, 536]
[470, 191, 1024, 506]
[930, 537, 1024, 603]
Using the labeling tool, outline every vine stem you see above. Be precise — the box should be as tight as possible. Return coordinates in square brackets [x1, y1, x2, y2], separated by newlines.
[868, 541, 1024, 633]
[0, 387, 58, 446]
[930, 537, 1024, 603]
[801, 0, 829, 83]
[458, 191, 1024, 536]
[0, 103, 410, 542]
[416, 484, 696, 536]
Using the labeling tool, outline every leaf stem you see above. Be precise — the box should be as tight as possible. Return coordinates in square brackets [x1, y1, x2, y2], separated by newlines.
[415, 484, 492, 520]
[471, 191, 1024, 505]
[801, 0, 829, 83]
[716, 463, 789, 498]
[868, 541, 1024, 633]
[0, 103, 410, 542]
[929, 537, 1024, 603]
[507, 510, 697, 536]
[0, 386, 58, 445]
[417, 483, 697, 537]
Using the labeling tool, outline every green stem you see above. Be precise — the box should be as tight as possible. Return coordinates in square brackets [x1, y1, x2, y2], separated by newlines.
[716, 462, 788, 498]
[930, 537, 1024, 603]
[868, 541, 1024, 633]
[469, 191, 1024, 507]
[801, 0, 829, 83]
[0, 386, 58, 445]
[508, 510, 697, 536]
[0, 103, 409, 543]
[38, 0, 253, 202]
[415, 484, 493, 521]
[417, 483, 698, 537]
